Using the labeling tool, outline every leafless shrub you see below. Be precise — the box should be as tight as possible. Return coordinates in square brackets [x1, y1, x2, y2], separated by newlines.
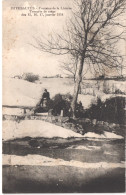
[22, 73, 39, 83]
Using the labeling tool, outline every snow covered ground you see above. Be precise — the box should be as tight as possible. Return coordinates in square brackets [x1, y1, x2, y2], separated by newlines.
[3, 77, 126, 110]
[3, 154, 125, 169]
[2, 77, 125, 141]
[2, 120, 84, 140]
[2, 120, 123, 141]
[2, 77, 125, 194]
[3, 77, 42, 107]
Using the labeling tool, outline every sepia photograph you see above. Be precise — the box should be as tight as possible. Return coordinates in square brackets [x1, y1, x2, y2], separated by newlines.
[2, 0, 126, 193]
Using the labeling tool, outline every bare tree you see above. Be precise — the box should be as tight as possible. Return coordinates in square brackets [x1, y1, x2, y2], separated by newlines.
[33, 0, 126, 117]
[60, 56, 78, 82]
[60, 55, 89, 82]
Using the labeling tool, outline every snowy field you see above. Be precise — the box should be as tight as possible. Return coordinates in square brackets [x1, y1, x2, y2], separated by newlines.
[3, 77, 126, 110]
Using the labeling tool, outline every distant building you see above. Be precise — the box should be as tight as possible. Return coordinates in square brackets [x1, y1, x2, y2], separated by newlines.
[55, 74, 62, 78]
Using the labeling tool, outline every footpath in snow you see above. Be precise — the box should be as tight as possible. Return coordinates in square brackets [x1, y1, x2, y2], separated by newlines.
[3, 120, 123, 141]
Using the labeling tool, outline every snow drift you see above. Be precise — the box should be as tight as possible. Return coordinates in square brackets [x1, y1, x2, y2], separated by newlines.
[2, 120, 123, 141]
[2, 120, 84, 140]
[3, 77, 43, 107]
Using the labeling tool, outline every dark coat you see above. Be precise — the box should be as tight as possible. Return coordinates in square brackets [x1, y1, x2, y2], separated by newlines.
[42, 91, 50, 100]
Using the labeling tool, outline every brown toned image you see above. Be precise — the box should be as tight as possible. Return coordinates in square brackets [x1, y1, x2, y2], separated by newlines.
[2, 0, 126, 193]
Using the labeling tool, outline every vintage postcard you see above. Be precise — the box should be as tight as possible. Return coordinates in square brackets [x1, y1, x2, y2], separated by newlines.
[2, 0, 126, 193]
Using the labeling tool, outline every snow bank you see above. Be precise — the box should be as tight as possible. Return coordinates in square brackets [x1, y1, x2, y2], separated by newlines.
[103, 131, 124, 139]
[83, 131, 123, 139]
[67, 145, 101, 150]
[3, 78, 43, 107]
[2, 120, 123, 141]
[2, 120, 84, 141]
[3, 154, 125, 169]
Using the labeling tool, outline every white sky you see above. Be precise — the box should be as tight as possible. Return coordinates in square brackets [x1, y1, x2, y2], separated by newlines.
[3, 0, 73, 77]
[2, 0, 126, 77]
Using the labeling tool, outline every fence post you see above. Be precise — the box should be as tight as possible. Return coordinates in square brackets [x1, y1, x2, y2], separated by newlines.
[47, 109, 53, 122]
[60, 110, 63, 125]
